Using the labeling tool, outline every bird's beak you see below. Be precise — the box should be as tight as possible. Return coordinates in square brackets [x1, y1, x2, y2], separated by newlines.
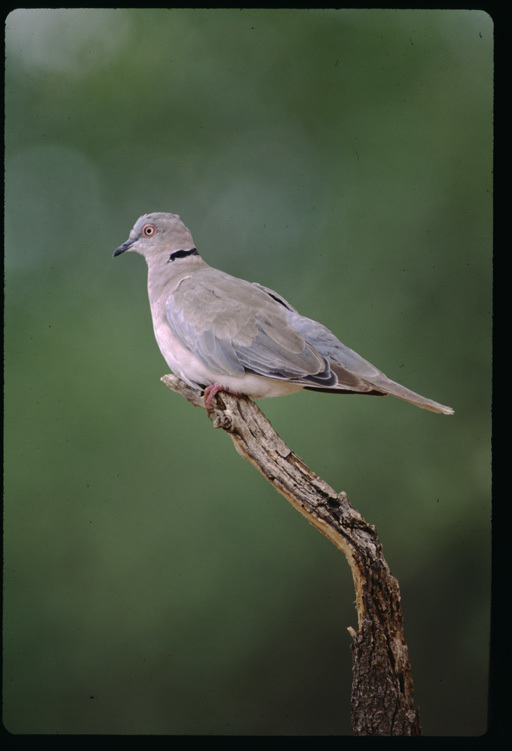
[113, 238, 135, 258]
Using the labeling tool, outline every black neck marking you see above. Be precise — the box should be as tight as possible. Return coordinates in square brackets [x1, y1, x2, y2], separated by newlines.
[168, 248, 198, 262]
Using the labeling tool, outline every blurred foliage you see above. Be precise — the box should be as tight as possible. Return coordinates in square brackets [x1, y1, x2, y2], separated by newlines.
[4, 8, 492, 736]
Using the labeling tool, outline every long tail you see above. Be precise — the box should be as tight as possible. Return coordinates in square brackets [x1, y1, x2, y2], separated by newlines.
[305, 363, 454, 415]
[365, 374, 454, 414]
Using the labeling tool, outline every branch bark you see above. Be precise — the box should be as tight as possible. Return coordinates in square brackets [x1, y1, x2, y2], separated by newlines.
[161, 374, 422, 736]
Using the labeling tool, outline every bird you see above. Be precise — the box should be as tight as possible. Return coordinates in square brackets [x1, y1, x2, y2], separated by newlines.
[113, 212, 454, 416]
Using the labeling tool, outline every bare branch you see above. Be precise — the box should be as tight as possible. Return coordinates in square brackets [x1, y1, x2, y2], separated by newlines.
[161, 374, 422, 736]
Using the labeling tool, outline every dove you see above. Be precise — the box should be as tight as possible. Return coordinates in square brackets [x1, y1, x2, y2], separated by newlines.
[113, 212, 453, 416]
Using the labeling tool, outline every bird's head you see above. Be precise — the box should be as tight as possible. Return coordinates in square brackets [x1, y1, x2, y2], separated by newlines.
[113, 212, 197, 262]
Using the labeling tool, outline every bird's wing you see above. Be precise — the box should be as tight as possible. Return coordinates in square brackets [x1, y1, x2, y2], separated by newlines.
[251, 285, 385, 392]
[165, 269, 337, 386]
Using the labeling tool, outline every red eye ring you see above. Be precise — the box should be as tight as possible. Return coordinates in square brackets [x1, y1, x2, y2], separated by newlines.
[142, 223, 158, 237]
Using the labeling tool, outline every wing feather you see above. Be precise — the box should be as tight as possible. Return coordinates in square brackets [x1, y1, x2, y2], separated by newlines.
[165, 270, 331, 383]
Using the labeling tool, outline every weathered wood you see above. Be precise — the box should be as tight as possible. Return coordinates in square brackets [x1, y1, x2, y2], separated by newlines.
[161, 374, 422, 736]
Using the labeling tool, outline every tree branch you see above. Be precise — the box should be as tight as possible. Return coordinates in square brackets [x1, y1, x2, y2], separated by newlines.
[161, 374, 422, 736]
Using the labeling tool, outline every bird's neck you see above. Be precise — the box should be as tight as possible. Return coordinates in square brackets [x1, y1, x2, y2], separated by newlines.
[146, 251, 208, 305]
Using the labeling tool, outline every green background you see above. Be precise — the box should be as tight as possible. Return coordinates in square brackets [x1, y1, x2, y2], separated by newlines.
[4, 8, 492, 736]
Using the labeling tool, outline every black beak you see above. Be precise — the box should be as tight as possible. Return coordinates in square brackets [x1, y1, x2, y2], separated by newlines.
[113, 239, 134, 258]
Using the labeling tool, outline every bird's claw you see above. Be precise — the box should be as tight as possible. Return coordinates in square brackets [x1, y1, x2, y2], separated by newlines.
[203, 384, 225, 419]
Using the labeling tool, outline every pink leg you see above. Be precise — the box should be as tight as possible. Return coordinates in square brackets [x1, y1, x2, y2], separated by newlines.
[203, 383, 227, 415]
[203, 383, 240, 417]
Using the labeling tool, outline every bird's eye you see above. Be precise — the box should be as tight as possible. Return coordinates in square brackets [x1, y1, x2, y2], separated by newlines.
[142, 224, 158, 237]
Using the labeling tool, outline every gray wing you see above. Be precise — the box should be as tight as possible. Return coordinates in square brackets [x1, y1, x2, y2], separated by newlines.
[165, 269, 336, 386]
[253, 282, 385, 392]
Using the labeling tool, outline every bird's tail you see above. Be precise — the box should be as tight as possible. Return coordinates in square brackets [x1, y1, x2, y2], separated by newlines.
[367, 374, 454, 414]
[306, 362, 454, 415]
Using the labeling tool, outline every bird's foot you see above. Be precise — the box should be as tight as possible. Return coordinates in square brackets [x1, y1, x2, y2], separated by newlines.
[203, 383, 228, 418]
[203, 383, 242, 418]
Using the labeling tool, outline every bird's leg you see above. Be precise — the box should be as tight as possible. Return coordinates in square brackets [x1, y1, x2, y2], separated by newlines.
[204, 383, 222, 412]
[203, 383, 242, 418]
[203, 383, 229, 417]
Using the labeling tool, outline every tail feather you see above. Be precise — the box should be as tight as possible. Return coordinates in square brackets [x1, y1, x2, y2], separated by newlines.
[367, 375, 454, 414]
[304, 361, 454, 415]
